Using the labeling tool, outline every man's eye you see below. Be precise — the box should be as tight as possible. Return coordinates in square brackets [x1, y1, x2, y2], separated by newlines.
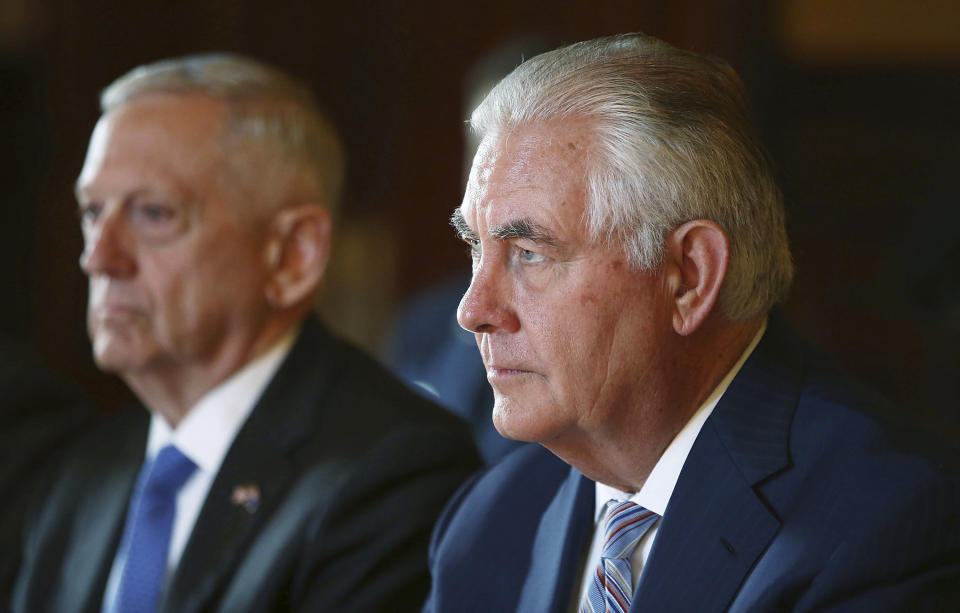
[137, 204, 175, 222]
[78, 203, 103, 225]
[130, 201, 185, 243]
[465, 237, 481, 256]
[519, 248, 545, 264]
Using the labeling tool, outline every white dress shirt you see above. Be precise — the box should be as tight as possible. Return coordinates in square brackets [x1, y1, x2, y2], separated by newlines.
[102, 330, 296, 611]
[573, 320, 766, 609]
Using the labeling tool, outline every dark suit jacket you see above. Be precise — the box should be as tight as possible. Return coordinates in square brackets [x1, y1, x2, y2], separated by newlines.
[13, 318, 481, 612]
[0, 337, 94, 602]
[424, 317, 960, 612]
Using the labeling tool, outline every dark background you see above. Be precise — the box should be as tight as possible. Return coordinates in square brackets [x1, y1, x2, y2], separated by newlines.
[1, 0, 958, 437]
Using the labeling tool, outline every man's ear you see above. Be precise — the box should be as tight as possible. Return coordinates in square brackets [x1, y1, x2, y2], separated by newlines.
[263, 205, 332, 309]
[663, 220, 730, 336]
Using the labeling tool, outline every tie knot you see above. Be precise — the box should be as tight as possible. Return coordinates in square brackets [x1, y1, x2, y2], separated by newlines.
[144, 444, 197, 496]
[601, 500, 658, 560]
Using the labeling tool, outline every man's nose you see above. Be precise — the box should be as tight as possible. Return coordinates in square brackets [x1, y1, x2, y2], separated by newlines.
[79, 210, 137, 278]
[456, 262, 519, 334]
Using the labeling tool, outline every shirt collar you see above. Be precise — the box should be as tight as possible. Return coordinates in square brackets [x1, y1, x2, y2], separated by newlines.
[146, 328, 298, 474]
[594, 318, 767, 519]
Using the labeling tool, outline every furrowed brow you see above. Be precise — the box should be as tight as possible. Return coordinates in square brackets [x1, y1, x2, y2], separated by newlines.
[490, 218, 557, 247]
[450, 208, 477, 240]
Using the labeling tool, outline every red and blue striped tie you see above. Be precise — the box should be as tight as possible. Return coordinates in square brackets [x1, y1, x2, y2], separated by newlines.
[579, 500, 659, 613]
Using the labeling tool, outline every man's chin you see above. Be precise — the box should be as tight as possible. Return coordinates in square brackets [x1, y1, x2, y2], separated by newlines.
[492, 399, 563, 444]
[92, 352, 135, 375]
[91, 336, 150, 376]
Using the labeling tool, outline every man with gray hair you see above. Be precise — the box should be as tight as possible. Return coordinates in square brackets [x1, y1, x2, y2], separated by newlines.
[13, 54, 480, 612]
[425, 33, 960, 612]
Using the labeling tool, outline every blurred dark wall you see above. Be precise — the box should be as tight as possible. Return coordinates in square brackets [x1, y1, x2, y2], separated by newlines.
[1, 0, 957, 438]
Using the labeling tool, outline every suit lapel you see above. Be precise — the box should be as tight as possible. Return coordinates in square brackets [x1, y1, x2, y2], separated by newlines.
[632, 427, 782, 612]
[161, 431, 298, 613]
[516, 467, 594, 613]
[632, 316, 803, 612]
[58, 417, 147, 613]
[64, 462, 137, 613]
[159, 319, 338, 613]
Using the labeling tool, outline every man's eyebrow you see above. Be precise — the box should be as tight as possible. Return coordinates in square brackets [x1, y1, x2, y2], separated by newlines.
[490, 218, 557, 247]
[450, 208, 476, 239]
[451, 209, 558, 247]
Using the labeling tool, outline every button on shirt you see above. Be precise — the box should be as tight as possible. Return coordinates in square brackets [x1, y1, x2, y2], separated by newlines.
[572, 320, 766, 610]
[103, 330, 296, 611]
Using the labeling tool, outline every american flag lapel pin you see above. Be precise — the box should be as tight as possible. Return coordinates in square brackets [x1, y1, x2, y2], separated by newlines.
[231, 483, 261, 514]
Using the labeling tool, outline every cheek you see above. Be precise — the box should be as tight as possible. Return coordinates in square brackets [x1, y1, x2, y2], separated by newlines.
[521, 294, 595, 390]
[515, 261, 644, 377]
[558, 289, 634, 382]
[141, 261, 191, 340]
[171, 258, 239, 316]
[141, 241, 216, 320]
[181, 243, 269, 329]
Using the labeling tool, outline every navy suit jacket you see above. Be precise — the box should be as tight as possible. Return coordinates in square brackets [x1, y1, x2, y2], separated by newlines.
[14, 318, 481, 613]
[425, 317, 960, 612]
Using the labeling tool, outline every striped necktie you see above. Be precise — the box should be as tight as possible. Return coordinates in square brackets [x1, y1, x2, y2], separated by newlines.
[579, 500, 659, 613]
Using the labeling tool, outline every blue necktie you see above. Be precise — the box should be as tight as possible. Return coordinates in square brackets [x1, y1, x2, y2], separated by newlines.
[114, 444, 197, 613]
[580, 500, 660, 613]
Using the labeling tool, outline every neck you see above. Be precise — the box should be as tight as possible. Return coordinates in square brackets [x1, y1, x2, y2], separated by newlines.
[547, 315, 764, 492]
[125, 315, 300, 428]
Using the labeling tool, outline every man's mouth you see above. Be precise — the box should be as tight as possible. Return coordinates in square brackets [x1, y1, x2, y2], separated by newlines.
[487, 365, 535, 378]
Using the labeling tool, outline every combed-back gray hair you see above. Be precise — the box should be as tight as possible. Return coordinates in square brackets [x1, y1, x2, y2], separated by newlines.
[102, 53, 344, 215]
[471, 33, 792, 319]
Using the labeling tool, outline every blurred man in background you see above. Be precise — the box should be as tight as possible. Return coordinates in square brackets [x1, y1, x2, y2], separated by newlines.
[14, 53, 479, 612]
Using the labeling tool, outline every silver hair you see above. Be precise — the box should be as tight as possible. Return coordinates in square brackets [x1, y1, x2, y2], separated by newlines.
[101, 53, 345, 214]
[470, 33, 793, 320]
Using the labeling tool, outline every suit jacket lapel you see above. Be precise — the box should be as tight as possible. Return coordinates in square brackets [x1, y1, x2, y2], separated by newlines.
[632, 316, 803, 612]
[65, 463, 137, 613]
[160, 318, 338, 613]
[161, 431, 298, 613]
[60, 418, 146, 613]
[516, 467, 594, 613]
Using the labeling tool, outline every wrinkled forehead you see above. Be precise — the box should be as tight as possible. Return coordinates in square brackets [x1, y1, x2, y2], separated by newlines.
[471, 121, 591, 171]
[461, 121, 593, 216]
[457, 122, 596, 251]
[96, 92, 229, 150]
[77, 93, 232, 197]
